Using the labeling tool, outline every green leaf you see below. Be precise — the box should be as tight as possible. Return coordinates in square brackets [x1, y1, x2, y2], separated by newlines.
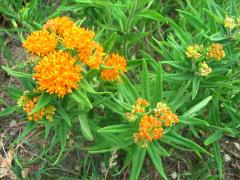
[56, 103, 71, 126]
[167, 18, 190, 45]
[180, 117, 209, 127]
[30, 94, 52, 115]
[13, 121, 36, 145]
[169, 81, 190, 109]
[183, 96, 212, 117]
[152, 141, 170, 157]
[162, 132, 212, 156]
[79, 114, 94, 141]
[204, 130, 223, 145]
[103, 32, 118, 53]
[137, 10, 166, 22]
[213, 142, 223, 178]
[121, 73, 138, 100]
[210, 32, 229, 41]
[2, 66, 32, 79]
[147, 143, 167, 180]
[54, 119, 68, 165]
[129, 145, 146, 180]
[72, 89, 92, 109]
[141, 60, 150, 101]
[98, 124, 133, 133]
[192, 75, 201, 100]
[153, 64, 163, 106]
[0, 106, 18, 117]
[177, 9, 206, 30]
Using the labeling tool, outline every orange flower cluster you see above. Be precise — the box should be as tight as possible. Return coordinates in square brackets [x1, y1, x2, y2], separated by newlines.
[21, 96, 56, 121]
[186, 44, 203, 60]
[125, 98, 179, 147]
[22, 16, 128, 99]
[207, 43, 225, 61]
[133, 97, 149, 113]
[101, 53, 127, 81]
[154, 102, 179, 126]
[134, 115, 163, 147]
[33, 51, 82, 97]
[44, 16, 74, 36]
[44, 16, 105, 69]
[22, 30, 58, 56]
[125, 97, 149, 122]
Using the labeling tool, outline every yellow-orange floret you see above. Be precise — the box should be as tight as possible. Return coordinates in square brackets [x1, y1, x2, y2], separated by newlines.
[224, 16, 236, 29]
[159, 110, 179, 127]
[132, 97, 149, 114]
[154, 102, 179, 127]
[44, 16, 75, 36]
[23, 97, 44, 121]
[62, 26, 95, 55]
[23, 30, 58, 56]
[153, 102, 169, 117]
[101, 53, 127, 81]
[186, 44, 203, 60]
[207, 43, 225, 61]
[22, 97, 56, 122]
[33, 51, 82, 97]
[81, 42, 104, 69]
[198, 61, 212, 76]
[134, 115, 163, 146]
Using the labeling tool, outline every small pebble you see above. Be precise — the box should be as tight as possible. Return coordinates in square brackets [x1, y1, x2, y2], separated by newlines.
[171, 172, 177, 179]
[223, 154, 231, 162]
[234, 142, 240, 151]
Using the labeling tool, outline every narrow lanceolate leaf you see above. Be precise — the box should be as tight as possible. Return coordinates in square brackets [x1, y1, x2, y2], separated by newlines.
[30, 94, 52, 114]
[183, 96, 212, 117]
[54, 119, 68, 165]
[141, 60, 150, 101]
[153, 64, 163, 106]
[0, 106, 18, 117]
[162, 131, 212, 156]
[147, 143, 167, 180]
[204, 130, 223, 145]
[169, 81, 190, 108]
[2, 66, 32, 79]
[180, 117, 209, 127]
[129, 145, 146, 180]
[121, 73, 138, 100]
[177, 9, 206, 30]
[103, 32, 118, 53]
[72, 89, 92, 109]
[137, 10, 166, 22]
[213, 142, 223, 178]
[13, 122, 36, 145]
[79, 114, 94, 141]
[98, 124, 133, 133]
[56, 103, 71, 126]
[192, 75, 200, 100]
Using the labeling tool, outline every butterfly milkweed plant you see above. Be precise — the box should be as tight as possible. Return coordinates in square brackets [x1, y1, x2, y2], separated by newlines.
[0, 0, 240, 179]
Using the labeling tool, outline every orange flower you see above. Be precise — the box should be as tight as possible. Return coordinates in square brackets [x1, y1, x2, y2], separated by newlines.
[154, 102, 179, 126]
[44, 16, 75, 36]
[23, 30, 58, 56]
[62, 26, 94, 49]
[101, 53, 127, 81]
[134, 115, 163, 146]
[132, 97, 149, 113]
[80, 42, 104, 69]
[207, 43, 225, 61]
[159, 110, 179, 126]
[33, 51, 82, 97]
[22, 97, 55, 122]
[23, 97, 44, 121]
